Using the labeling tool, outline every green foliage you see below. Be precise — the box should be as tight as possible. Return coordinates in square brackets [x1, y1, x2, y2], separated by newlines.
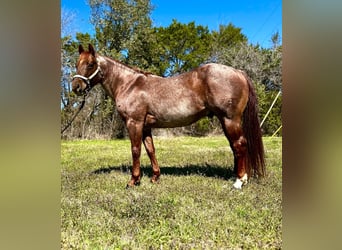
[155, 20, 213, 76]
[195, 117, 212, 135]
[262, 92, 282, 136]
[254, 83, 282, 136]
[61, 137, 282, 249]
[88, 0, 156, 70]
[261, 45, 282, 91]
[212, 23, 248, 49]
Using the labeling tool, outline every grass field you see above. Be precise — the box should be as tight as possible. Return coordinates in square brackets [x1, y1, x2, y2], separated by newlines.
[61, 136, 282, 249]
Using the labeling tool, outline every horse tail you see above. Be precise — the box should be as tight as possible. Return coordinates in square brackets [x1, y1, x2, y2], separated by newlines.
[242, 72, 266, 177]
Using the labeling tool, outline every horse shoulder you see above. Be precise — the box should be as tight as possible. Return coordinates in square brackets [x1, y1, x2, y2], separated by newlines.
[114, 75, 148, 116]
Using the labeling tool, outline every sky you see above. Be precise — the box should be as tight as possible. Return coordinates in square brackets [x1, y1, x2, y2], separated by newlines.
[61, 0, 282, 48]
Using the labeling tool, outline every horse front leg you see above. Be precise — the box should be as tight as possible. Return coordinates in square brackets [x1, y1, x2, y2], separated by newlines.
[142, 128, 160, 183]
[126, 119, 144, 188]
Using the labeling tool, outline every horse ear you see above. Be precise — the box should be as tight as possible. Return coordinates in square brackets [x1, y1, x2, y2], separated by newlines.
[88, 44, 96, 56]
[78, 44, 85, 54]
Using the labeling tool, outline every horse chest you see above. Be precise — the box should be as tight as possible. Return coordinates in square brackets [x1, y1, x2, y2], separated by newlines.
[116, 97, 146, 119]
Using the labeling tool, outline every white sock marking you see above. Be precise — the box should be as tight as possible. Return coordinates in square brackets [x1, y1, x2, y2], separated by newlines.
[233, 173, 248, 189]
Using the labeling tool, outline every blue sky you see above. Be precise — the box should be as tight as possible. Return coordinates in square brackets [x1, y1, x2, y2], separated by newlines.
[61, 0, 282, 48]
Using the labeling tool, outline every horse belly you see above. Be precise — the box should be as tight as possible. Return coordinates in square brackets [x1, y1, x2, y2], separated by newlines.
[146, 100, 207, 128]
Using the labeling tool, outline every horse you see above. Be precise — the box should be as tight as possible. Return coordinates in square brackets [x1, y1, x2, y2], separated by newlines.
[72, 44, 265, 189]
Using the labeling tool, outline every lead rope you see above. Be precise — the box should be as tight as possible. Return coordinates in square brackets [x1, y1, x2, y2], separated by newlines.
[62, 66, 102, 135]
[61, 94, 87, 135]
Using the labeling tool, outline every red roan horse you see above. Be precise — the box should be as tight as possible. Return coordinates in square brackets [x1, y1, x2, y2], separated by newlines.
[72, 44, 265, 189]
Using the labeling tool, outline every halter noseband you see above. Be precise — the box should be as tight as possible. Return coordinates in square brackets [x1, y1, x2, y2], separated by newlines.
[72, 66, 101, 91]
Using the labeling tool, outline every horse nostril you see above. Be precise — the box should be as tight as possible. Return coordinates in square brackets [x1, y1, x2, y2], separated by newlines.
[72, 83, 80, 94]
[72, 82, 85, 96]
[77, 87, 84, 95]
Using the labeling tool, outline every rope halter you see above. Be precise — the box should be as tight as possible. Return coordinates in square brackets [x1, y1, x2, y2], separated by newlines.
[72, 66, 101, 92]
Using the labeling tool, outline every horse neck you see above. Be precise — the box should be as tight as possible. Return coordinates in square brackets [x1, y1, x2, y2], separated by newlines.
[97, 55, 141, 100]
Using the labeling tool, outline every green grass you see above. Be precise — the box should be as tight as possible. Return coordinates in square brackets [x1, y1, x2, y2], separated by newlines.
[61, 136, 282, 249]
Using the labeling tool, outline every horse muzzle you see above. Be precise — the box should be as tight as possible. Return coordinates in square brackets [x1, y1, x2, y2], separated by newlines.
[72, 79, 89, 96]
[71, 66, 101, 96]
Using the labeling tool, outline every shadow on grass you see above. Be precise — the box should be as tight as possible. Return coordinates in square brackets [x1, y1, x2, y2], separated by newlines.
[92, 163, 235, 180]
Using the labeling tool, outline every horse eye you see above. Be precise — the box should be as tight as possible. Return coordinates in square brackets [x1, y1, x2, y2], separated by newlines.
[87, 62, 94, 69]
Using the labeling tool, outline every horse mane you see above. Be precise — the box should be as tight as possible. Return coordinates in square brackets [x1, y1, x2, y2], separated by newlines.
[104, 55, 152, 76]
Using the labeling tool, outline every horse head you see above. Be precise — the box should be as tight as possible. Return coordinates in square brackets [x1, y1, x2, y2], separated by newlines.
[72, 44, 102, 96]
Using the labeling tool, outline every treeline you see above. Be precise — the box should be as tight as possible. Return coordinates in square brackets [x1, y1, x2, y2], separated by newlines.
[61, 0, 281, 139]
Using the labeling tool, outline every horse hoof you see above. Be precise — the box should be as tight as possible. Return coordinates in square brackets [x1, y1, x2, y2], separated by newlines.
[126, 181, 140, 189]
[150, 176, 160, 184]
[232, 174, 248, 189]
[233, 179, 243, 189]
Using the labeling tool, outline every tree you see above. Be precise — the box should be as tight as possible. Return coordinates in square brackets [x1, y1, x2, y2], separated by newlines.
[155, 20, 213, 76]
[61, 7, 76, 38]
[261, 45, 282, 91]
[88, 0, 156, 71]
[271, 31, 280, 49]
[212, 23, 247, 48]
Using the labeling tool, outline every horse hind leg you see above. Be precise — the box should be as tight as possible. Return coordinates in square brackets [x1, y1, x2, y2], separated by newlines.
[142, 128, 161, 183]
[220, 117, 248, 189]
